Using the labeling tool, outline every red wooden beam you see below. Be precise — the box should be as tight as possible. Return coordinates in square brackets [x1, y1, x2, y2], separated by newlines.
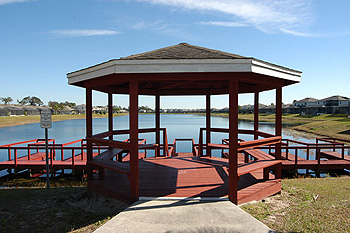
[206, 94, 211, 157]
[254, 92, 259, 140]
[155, 95, 160, 157]
[129, 79, 139, 202]
[275, 87, 282, 179]
[229, 78, 239, 204]
[108, 93, 113, 140]
[86, 87, 93, 180]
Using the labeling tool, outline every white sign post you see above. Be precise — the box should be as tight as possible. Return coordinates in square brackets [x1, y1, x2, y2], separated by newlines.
[40, 110, 52, 190]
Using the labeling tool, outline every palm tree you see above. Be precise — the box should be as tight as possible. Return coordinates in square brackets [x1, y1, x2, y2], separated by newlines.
[0, 97, 13, 105]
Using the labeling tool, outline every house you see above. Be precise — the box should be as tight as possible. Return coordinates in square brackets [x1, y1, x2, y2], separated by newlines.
[92, 106, 108, 114]
[0, 105, 52, 116]
[282, 104, 299, 114]
[318, 96, 349, 114]
[293, 97, 319, 107]
[74, 104, 86, 114]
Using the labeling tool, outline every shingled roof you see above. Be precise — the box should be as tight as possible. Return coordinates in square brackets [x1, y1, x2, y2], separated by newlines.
[120, 43, 247, 60]
[320, 95, 349, 101]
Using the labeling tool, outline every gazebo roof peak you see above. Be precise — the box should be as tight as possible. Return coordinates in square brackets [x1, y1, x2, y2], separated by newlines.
[120, 43, 248, 60]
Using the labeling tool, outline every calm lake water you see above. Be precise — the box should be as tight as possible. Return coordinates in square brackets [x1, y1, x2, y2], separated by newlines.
[0, 114, 315, 161]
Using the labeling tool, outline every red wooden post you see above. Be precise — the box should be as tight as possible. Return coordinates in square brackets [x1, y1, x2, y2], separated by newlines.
[108, 92, 113, 141]
[229, 78, 239, 204]
[8, 147, 11, 161]
[254, 92, 259, 140]
[206, 94, 211, 157]
[199, 129, 203, 157]
[275, 87, 282, 179]
[129, 79, 139, 202]
[155, 95, 160, 157]
[86, 87, 93, 180]
[72, 149, 75, 166]
[15, 149, 17, 166]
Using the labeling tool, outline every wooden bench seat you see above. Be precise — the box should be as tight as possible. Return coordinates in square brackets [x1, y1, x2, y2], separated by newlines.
[88, 148, 130, 175]
[238, 160, 281, 180]
[138, 144, 158, 150]
[243, 149, 275, 161]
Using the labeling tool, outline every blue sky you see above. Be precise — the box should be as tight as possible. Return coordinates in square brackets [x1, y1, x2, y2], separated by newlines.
[1, 0, 349, 109]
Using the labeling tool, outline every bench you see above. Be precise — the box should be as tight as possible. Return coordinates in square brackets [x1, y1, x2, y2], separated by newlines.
[238, 160, 281, 180]
[243, 149, 275, 161]
[88, 148, 130, 177]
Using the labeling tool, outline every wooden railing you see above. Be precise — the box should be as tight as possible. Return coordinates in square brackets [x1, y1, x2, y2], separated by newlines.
[199, 128, 281, 157]
[259, 138, 350, 171]
[0, 143, 107, 168]
[87, 127, 170, 157]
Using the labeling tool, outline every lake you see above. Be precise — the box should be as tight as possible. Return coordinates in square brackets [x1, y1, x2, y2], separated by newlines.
[0, 114, 315, 161]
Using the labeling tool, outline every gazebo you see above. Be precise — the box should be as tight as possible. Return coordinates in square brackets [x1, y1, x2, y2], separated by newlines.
[67, 43, 301, 204]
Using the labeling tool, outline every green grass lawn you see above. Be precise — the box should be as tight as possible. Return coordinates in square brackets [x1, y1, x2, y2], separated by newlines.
[241, 176, 350, 232]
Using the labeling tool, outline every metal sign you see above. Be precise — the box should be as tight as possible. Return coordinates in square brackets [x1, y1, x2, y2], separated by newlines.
[40, 110, 52, 129]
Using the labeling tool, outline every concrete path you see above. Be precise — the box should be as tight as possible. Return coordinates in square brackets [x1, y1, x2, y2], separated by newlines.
[94, 197, 274, 233]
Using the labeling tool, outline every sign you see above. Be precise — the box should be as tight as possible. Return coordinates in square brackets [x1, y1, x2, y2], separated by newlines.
[40, 110, 52, 129]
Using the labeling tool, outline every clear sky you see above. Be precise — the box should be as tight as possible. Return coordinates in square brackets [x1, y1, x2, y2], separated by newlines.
[1, 0, 349, 109]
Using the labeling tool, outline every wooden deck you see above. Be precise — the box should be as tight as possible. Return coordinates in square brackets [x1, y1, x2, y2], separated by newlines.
[320, 151, 350, 161]
[0, 152, 97, 170]
[88, 153, 281, 205]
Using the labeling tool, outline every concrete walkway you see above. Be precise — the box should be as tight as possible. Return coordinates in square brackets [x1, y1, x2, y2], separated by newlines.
[94, 197, 274, 233]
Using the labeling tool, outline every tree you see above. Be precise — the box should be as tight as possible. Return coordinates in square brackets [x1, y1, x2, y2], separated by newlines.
[48, 101, 64, 113]
[18, 96, 43, 106]
[64, 101, 76, 108]
[30, 96, 44, 106]
[18, 96, 31, 105]
[0, 97, 13, 105]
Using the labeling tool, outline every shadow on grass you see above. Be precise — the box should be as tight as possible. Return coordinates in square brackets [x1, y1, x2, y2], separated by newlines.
[339, 129, 350, 135]
[0, 187, 129, 233]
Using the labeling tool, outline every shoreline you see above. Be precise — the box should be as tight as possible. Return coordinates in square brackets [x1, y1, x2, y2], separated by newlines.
[0, 113, 127, 129]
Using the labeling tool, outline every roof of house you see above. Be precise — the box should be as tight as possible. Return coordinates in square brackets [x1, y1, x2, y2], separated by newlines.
[120, 43, 247, 60]
[320, 95, 349, 101]
[295, 97, 319, 103]
[283, 104, 298, 108]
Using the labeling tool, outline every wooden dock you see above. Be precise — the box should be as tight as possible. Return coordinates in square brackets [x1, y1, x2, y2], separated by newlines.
[1, 136, 350, 205]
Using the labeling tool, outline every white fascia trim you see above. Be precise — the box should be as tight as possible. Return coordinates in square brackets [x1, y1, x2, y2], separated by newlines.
[251, 59, 301, 83]
[67, 59, 301, 85]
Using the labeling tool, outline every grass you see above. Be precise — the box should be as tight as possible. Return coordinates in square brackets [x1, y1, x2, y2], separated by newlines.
[0, 187, 128, 233]
[0, 173, 129, 232]
[0, 172, 87, 188]
[0, 113, 126, 129]
[0, 173, 128, 233]
[241, 176, 350, 232]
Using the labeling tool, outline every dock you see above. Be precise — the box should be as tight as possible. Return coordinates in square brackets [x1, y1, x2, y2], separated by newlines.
[1, 135, 349, 204]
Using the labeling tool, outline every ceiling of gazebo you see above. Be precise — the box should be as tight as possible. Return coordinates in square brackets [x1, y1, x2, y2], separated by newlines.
[67, 43, 302, 95]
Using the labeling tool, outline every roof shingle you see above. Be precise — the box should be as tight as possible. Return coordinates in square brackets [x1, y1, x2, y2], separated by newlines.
[120, 43, 248, 60]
